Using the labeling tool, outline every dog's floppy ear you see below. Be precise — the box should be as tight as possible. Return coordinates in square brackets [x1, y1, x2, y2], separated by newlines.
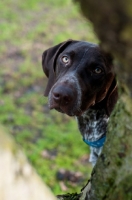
[105, 78, 118, 116]
[42, 39, 73, 96]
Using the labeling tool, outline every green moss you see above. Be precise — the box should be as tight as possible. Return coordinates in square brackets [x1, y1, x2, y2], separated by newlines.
[86, 89, 132, 200]
[109, 175, 132, 200]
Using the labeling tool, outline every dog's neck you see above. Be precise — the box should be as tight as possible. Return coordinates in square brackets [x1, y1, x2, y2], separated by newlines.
[76, 106, 109, 142]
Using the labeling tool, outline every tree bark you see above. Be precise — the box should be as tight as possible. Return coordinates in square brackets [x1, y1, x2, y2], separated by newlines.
[57, 0, 132, 199]
[80, 93, 132, 200]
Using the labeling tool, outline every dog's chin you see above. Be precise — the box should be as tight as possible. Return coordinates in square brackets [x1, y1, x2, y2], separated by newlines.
[55, 108, 65, 114]
[50, 101, 95, 117]
[54, 107, 83, 117]
[55, 108, 74, 116]
[49, 102, 84, 116]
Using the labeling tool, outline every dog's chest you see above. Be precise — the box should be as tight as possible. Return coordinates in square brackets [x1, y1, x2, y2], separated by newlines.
[77, 109, 109, 142]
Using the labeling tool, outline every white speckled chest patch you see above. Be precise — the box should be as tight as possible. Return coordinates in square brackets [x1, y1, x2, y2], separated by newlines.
[77, 108, 109, 141]
[77, 108, 109, 166]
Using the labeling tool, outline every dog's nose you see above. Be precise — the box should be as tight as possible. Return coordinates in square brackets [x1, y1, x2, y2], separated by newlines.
[52, 86, 73, 106]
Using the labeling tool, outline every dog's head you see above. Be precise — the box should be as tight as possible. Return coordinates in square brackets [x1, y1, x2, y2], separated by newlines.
[42, 39, 118, 116]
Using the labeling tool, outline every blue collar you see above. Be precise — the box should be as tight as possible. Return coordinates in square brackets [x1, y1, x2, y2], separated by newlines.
[83, 136, 106, 148]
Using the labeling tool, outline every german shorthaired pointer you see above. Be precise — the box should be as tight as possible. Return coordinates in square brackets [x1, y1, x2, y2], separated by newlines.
[42, 39, 118, 166]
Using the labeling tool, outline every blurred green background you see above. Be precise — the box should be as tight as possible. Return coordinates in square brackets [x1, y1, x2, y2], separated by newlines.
[0, 0, 98, 195]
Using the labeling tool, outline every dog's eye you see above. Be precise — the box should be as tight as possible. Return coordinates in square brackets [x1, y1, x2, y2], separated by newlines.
[62, 56, 69, 64]
[93, 67, 102, 74]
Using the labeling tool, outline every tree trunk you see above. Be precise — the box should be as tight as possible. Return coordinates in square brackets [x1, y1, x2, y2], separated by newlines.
[57, 0, 132, 199]
[80, 92, 132, 200]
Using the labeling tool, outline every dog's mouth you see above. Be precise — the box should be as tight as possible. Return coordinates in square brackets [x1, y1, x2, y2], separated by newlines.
[56, 108, 83, 117]
[49, 93, 97, 117]
[49, 96, 96, 117]
[49, 104, 83, 117]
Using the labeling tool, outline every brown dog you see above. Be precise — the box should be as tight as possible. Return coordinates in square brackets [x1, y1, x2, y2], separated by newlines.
[42, 39, 118, 165]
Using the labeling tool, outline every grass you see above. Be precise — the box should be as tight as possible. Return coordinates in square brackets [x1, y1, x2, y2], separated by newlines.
[0, 0, 98, 195]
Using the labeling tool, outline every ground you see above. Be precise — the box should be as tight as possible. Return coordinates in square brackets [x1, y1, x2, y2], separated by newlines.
[0, 0, 97, 194]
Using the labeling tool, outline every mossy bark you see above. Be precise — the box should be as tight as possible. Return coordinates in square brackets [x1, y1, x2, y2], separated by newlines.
[82, 93, 132, 200]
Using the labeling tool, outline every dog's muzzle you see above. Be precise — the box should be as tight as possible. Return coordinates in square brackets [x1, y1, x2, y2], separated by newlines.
[48, 75, 82, 116]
